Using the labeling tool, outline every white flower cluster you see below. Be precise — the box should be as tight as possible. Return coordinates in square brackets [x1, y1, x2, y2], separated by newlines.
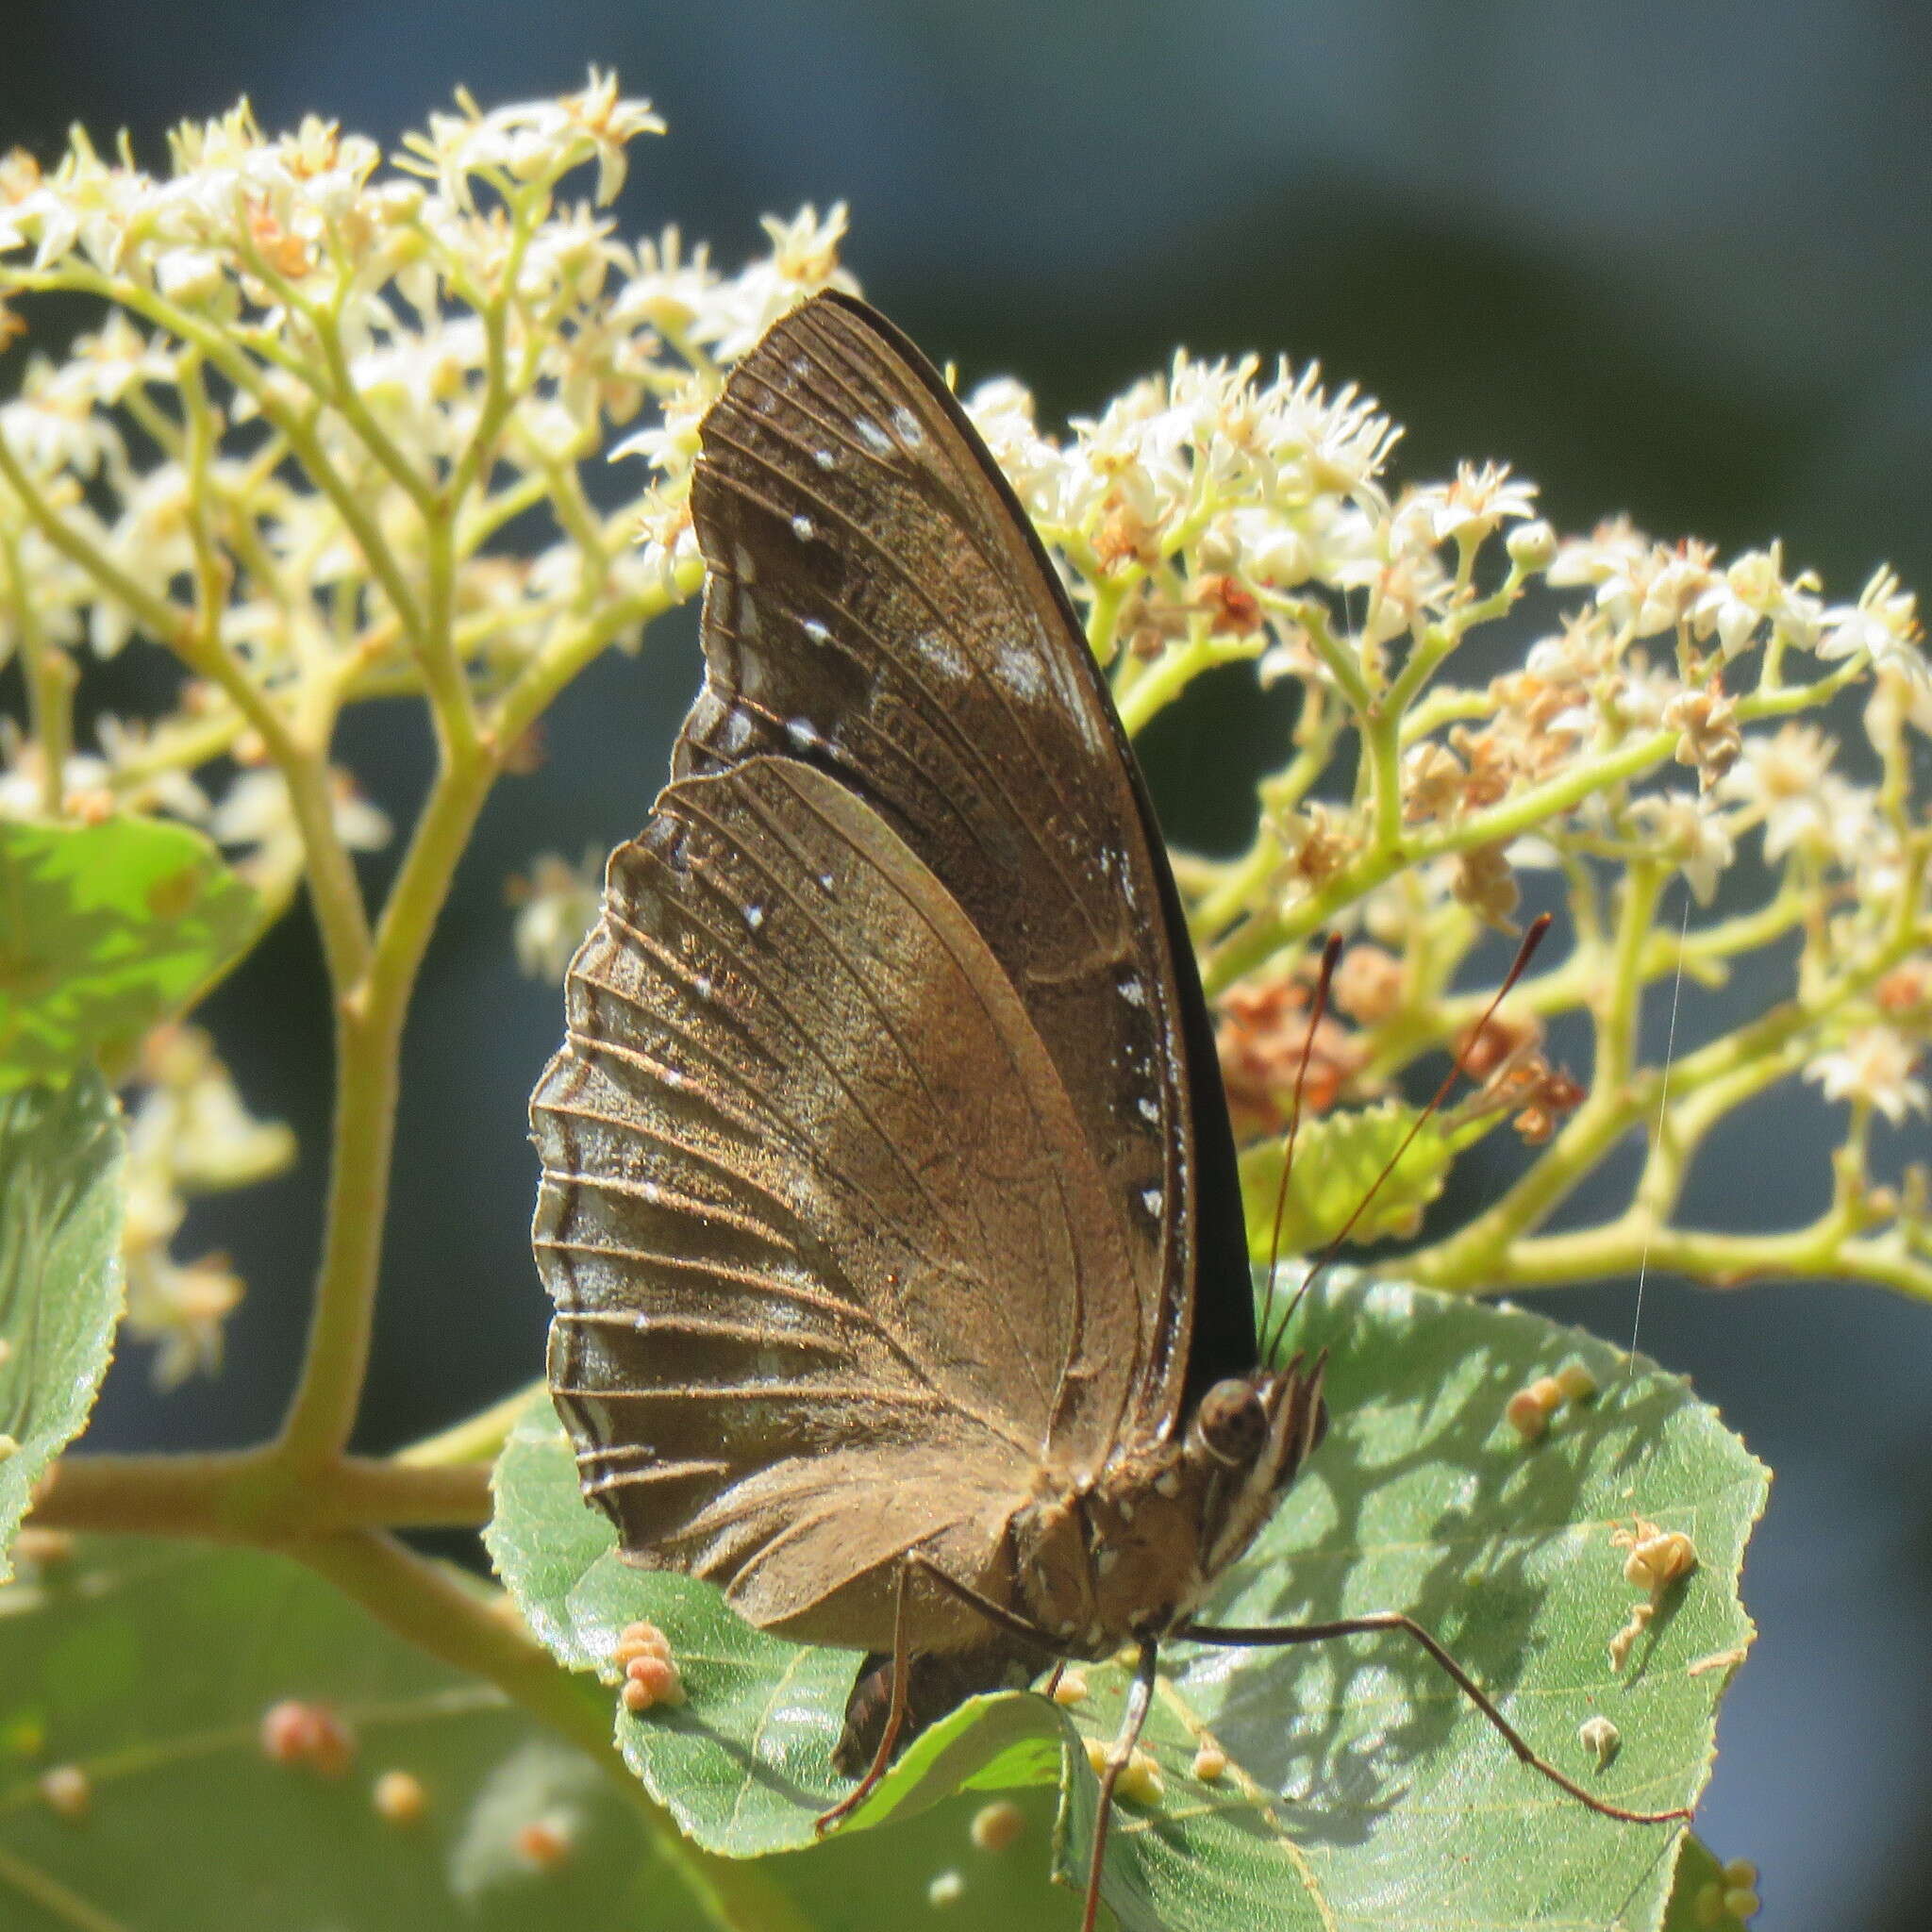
[0, 73, 857, 775]
[956, 343, 1927, 1141]
[4, 74, 1924, 1237]
[965, 351, 1413, 612]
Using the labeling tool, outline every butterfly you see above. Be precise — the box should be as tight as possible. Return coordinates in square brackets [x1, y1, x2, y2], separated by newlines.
[529, 291, 1687, 1932]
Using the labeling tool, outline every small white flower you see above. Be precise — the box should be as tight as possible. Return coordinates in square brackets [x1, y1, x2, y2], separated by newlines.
[210, 767, 390, 886]
[119, 1024, 291, 1390]
[1717, 724, 1847, 861]
[1547, 515, 1651, 591]
[509, 848, 605, 980]
[129, 1025, 294, 1192]
[1818, 565, 1928, 687]
[696, 203, 857, 362]
[1628, 792, 1735, 904]
[0, 722, 108, 819]
[1402, 460, 1540, 548]
[1690, 541, 1823, 658]
[396, 71, 662, 211]
[1805, 1026, 1929, 1125]
[126, 1251, 244, 1390]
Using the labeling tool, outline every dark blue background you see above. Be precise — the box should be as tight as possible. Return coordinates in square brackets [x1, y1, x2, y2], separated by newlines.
[7, 7, 1930, 1927]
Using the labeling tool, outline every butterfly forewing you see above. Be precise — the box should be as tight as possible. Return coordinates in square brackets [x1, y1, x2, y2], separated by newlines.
[533, 755, 1141, 1648]
[679, 293, 1252, 1424]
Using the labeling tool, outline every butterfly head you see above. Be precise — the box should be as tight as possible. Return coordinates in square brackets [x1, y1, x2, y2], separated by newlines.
[1013, 1353, 1329, 1656]
[1185, 1352, 1330, 1582]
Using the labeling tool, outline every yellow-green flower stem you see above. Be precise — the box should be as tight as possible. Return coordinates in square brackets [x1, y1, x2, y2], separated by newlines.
[1114, 626, 1266, 738]
[278, 570, 690, 1472]
[1200, 664, 1873, 997]
[1, 525, 71, 817]
[393, 1380, 546, 1468]
[1404, 834, 1932, 1301]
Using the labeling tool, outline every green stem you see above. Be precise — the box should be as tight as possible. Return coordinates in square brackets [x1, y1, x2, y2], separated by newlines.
[1597, 858, 1666, 1091]
[278, 574, 690, 1467]
[1, 525, 72, 816]
[395, 1381, 545, 1468]
[1454, 1216, 1932, 1304]
[0, 1844, 128, 1932]
[30, 1450, 489, 1540]
[1113, 628, 1265, 737]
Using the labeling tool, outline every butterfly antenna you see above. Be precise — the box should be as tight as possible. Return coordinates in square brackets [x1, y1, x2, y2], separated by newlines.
[1257, 934, 1344, 1349]
[1266, 912, 1553, 1359]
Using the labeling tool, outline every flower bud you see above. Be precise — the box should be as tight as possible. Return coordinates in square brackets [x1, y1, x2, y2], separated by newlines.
[1507, 520, 1557, 573]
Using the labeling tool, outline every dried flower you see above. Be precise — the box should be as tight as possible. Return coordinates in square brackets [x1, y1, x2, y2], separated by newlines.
[1215, 973, 1366, 1138]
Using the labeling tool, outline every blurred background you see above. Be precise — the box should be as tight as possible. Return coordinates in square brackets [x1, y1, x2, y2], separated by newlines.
[6, 5, 1931, 1926]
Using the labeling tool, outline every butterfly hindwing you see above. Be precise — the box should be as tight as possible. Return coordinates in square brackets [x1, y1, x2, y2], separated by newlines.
[532, 755, 1141, 1648]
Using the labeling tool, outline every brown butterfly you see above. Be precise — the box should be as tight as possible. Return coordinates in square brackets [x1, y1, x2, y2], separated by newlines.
[529, 291, 1686, 1931]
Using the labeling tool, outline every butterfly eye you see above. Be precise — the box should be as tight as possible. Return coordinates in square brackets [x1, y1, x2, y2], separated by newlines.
[1194, 1378, 1269, 1467]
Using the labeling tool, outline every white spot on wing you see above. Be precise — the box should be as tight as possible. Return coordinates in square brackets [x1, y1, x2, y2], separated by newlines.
[915, 631, 972, 682]
[856, 418, 893, 456]
[1137, 1097, 1159, 1123]
[802, 617, 830, 645]
[995, 644, 1045, 702]
[791, 513, 815, 541]
[813, 448, 837, 471]
[1119, 976, 1146, 1008]
[891, 404, 924, 446]
[744, 903, 765, 930]
[1141, 1186, 1163, 1217]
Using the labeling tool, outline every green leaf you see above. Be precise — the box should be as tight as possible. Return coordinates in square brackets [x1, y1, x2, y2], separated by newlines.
[0, 1535, 1082, 1932]
[0, 1072, 125, 1581]
[490, 1276, 1767, 1932]
[0, 816, 258, 1092]
[487, 1404, 1063, 1857]
[0, 1537, 719, 1930]
[1237, 1103, 1457, 1257]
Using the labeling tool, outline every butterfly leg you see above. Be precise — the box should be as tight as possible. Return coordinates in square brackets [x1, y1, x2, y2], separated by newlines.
[1179, 1612, 1693, 1825]
[1079, 1641, 1159, 1932]
[816, 1560, 915, 1835]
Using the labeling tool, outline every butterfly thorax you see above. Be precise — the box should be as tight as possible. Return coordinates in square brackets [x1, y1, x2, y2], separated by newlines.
[1008, 1354, 1327, 1658]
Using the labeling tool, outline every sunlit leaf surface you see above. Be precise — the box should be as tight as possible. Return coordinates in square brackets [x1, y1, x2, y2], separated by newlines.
[491, 1274, 1766, 1932]
[0, 1072, 124, 1580]
[0, 817, 256, 1093]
